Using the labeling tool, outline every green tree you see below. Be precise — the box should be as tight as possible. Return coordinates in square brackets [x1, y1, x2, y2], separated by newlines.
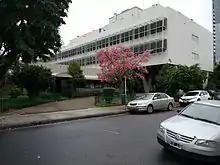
[68, 61, 85, 96]
[156, 64, 206, 96]
[11, 64, 53, 99]
[0, 0, 72, 84]
[208, 63, 220, 90]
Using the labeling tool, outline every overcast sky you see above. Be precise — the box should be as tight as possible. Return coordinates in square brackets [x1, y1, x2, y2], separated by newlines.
[60, 0, 212, 45]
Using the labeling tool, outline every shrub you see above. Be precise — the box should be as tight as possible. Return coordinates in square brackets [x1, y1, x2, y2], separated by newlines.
[102, 88, 116, 104]
[9, 87, 21, 98]
[0, 93, 68, 112]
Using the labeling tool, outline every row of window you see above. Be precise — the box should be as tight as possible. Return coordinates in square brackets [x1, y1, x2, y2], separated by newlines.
[58, 18, 168, 59]
[61, 39, 167, 66]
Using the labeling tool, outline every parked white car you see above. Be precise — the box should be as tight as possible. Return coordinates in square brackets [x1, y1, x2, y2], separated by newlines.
[157, 100, 220, 163]
[127, 93, 174, 113]
[179, 90, 211, 107]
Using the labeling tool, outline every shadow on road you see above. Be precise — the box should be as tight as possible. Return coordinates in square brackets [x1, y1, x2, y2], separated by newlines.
[129, 109, 178, 115]
[157, 148, 215, 165]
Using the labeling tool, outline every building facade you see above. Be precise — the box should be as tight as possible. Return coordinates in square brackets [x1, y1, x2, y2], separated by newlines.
[213, 0, 220, 62]
[47, 4, 213, 79]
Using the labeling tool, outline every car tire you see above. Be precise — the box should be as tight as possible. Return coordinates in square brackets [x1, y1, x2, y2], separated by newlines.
[167, 103, 173, 111]
[147, 105, 154, 114]
[197, 98, 201, 101]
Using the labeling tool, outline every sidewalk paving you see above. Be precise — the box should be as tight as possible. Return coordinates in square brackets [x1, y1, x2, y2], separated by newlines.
[0, 101, 180, 130]
[6, 97, 95, 115]
[0, 106, 127, 130]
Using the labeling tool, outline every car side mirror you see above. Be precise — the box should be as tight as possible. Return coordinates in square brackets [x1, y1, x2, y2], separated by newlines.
[177, 108, 182, 113]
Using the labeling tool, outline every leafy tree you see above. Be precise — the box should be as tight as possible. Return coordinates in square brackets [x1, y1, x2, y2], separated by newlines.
[96, 44, 149, 95]
[11, 64, 53, 99]
[156, 64, 206, 96]
[0, 0, 72, 84]
[68, 61, 86, 96]
[208, 63, 220, 90]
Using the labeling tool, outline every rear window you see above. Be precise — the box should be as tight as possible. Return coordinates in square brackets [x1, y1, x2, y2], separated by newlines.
[184, 92, 199, 96]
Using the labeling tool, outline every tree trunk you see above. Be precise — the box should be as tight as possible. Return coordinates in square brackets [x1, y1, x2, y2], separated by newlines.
[0, 52, 17, 86]
[142, 77, 153, 93]
[118, 81, 126, 104]
[71, 79, 77, 98]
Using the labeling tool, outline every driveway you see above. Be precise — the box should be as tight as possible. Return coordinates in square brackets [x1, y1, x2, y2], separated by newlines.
[0, 110, 212, 165]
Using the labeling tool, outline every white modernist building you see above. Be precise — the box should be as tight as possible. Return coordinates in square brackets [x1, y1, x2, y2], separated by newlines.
[47, 4, 213, 80]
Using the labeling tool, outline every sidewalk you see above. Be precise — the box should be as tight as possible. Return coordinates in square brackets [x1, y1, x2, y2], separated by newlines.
[0, 106, 127, 130]
[7, 97, 95, 115]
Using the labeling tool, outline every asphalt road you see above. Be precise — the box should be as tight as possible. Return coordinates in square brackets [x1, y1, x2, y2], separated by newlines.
[0, 110, 213, 165]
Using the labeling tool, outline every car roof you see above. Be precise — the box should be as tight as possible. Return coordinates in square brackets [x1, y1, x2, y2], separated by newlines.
[187, 90, 204, 92]
[147, 92, 166, 95]
[195, 100, 220, 108]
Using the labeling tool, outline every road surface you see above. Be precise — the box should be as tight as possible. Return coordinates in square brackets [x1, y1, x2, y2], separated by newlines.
[0, 110, 212, 165]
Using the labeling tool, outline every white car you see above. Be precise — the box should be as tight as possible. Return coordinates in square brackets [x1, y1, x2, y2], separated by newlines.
[157, 100, 220, 163]
[127, 93, 174, 113]
[179, 90, 211, 107]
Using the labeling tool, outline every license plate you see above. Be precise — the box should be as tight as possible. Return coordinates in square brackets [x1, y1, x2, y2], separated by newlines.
[169, 141, 182, 149]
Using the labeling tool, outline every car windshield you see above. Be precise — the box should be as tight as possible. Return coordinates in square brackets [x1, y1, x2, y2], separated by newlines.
[180, 103, 220, 126]
[136, 94, 154, 100]
[184, 92, 199, 96]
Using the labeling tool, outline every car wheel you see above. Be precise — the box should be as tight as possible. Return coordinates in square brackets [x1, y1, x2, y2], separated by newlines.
[197, 98, 201, 101]
[167, 103, 173, 111]
[147, 105, 154, 114]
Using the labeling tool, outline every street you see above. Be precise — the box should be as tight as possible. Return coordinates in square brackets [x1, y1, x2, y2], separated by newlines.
[0, 110, 212, 165]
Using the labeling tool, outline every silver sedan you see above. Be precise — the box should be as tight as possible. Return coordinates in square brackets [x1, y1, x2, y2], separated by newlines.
[127, 93, 175, 113]
[157, 100, 220, 163]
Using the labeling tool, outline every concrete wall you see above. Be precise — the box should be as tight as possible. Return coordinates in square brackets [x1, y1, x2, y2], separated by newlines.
[49, 4, 213, 75]
[166, 7, 213, 71]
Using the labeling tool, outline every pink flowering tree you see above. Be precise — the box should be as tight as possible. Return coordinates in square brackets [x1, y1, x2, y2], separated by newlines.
[96, 44, 150, 95]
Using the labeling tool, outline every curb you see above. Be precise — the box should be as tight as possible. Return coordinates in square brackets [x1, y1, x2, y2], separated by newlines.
[0, 110, 129, 131]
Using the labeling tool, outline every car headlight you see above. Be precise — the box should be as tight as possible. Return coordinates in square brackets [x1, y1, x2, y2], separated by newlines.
[195, 139, 219, 148]
[159, 125, 165, 134]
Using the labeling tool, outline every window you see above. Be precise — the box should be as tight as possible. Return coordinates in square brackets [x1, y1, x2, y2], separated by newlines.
[101, 39, 105, 48]
[89, 56, 93, 64]
[144, 24, 150, 36]
[150, 22, 157, 34]
[125, 32, 129, 42]
[192, 52, 199, 60]
[113, 35, 117, 45]
[159, 93, 168, 98]
[144, 43, 149, 51]
[92, 43, 96, 50]
[192, 34, 199, 41]
[139, 26, 144, 38]
[163, 18, 167, 30]
[105, 38, 109, 47]
[129, 30, 133, 40]
[156, 20, 163, 32]
[81, 58, 85, 66]
[110, 37, 113, 45]
[97, 40, 101, 49]
[134, 28, 139, 39]
[156, 40, 163, 53]
[139, 44, 144, 53]
[134, 46, 138, 54]
[116, 34, 120, 44]
[180, 104, 220, 125]
[154, 94, 161, 99]
[121, 32, 125, 43]
[92, 56, 96, 64]
[150, 42, 156, 53]
[163, 39, 167, 51]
